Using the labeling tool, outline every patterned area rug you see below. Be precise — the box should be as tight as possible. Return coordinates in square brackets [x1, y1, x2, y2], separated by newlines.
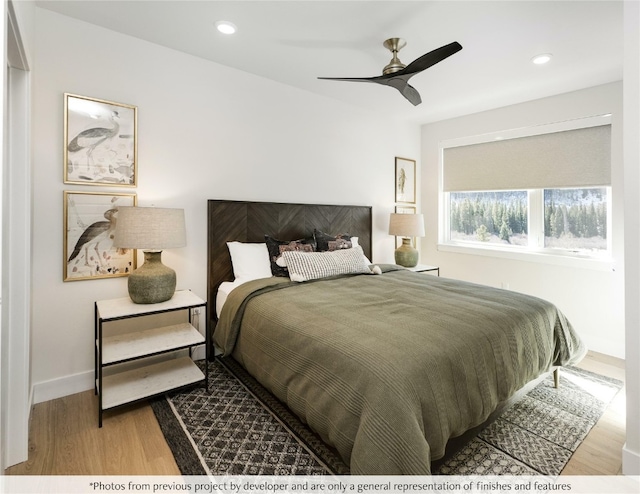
[151, 359, 622, 476]
[151, 358, 346, 475]
[433, 366, 622, 475]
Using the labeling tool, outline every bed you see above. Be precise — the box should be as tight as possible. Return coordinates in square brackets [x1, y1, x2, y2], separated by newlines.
[207, 199, 586, 475]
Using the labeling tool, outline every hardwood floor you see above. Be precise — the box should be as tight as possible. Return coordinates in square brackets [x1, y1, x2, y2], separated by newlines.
[560, 351, 626, 475]
[4, 391, 180, 475]
[5, 351, 625, 476]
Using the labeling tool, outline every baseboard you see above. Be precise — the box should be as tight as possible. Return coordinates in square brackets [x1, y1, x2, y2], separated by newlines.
[623, 443, 640, 475]
[32, 370, 94, 404]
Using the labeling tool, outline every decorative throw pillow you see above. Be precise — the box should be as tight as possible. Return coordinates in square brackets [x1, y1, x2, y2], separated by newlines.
[264, 234, 316, 277]
[314, 229, 353, 252]
[226, 242, 273, 282]
[282, 246, 372, 282]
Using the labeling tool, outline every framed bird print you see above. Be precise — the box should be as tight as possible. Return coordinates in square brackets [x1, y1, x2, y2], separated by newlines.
[395, 156, 416, 204]
[63, 93, 138, 186]
[64, 191, 137, 281]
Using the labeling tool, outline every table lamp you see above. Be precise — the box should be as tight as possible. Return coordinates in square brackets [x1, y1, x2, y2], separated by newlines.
[388, 213, 425, 268]
[113, 206, 186, 304]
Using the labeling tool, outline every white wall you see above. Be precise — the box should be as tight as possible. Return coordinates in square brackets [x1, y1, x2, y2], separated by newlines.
[420, 82, 625, 359]
[622, 0, 640, 475]
[30, 8, 419, 401]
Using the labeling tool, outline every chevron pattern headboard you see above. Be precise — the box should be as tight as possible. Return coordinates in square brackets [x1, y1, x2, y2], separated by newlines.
[207, 199, 373, 324]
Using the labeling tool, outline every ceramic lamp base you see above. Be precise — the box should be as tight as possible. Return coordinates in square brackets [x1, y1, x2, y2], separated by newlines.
[394, 237, 419, 268]
[128, 251, 176, 304]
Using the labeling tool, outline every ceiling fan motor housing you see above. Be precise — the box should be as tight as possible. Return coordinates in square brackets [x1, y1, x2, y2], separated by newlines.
[382, 38, 407, 75]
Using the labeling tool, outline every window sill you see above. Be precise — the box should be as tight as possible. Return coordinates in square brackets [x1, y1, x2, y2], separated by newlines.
[437, 242, 615, 272]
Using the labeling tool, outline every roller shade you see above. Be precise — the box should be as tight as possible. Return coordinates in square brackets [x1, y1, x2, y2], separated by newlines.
[443, 124, 611, 192]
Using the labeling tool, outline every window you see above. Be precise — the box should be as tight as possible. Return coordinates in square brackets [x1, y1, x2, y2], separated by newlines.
[440, 116, 612, 261]
[447, 187, 609, 258]
[449, 191, 528, 246]
[544, 187, 608, 254]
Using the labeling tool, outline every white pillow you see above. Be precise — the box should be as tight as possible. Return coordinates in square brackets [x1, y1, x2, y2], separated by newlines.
[226, 242, 272, 282]
[282, 246, 373, 282]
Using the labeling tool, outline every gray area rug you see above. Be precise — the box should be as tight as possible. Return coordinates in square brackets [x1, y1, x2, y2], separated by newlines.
[151, 359, 622, 476]
[433, 365, 622, 475]
[151, 358, 346, 475]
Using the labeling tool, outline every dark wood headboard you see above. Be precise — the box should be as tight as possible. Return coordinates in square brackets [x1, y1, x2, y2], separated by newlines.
[207, 199, 373, 324]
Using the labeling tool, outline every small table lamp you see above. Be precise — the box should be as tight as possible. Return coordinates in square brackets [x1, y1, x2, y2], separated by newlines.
[113, 206, 186, 304]
[388, 213, 425, 268]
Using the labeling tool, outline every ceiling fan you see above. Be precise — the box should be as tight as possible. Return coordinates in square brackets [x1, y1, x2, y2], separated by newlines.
[318, 39, 462, 106]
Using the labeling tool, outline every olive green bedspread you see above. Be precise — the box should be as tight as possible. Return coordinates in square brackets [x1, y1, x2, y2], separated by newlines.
[214, 266, 586, 475]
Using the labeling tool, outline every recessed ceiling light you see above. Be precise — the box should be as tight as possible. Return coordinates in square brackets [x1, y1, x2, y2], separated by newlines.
[215, 21, 237, 35]
[531, 53, 552, 65]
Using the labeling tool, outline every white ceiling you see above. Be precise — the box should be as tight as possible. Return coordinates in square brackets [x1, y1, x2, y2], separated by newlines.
[36, 1, 624, 125]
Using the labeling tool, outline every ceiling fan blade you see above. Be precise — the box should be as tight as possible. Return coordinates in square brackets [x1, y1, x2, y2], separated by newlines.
[399, 41, 462, 77]
[379, 79, 422, 106]
[319, 75, 422, 105]
[400, 83, 422, 106]
[317, 76, 379, 83]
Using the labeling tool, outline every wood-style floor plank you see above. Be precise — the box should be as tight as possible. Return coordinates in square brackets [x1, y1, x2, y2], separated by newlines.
[560, 351, 626, 475]
[5, 351, 625, 476]
[5, 391, 180, 475]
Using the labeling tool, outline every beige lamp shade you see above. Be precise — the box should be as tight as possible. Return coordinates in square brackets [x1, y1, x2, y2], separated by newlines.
[388, 213, 425, 238]
[113, 206, 186, 304]
[113, 207, 186, 250]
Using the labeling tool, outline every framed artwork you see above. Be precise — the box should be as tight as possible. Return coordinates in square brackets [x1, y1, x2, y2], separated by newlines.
[64, 93, 138, 186]
[64, 191, 137, 281]
[395, 157, 416, 204]
[395, 205, 417, 248]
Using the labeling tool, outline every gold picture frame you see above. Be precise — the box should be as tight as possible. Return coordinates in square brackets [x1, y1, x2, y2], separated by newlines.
[395, 156, 416, 204]
[64, 191, 137, 281]
[64, 93, 138, 186]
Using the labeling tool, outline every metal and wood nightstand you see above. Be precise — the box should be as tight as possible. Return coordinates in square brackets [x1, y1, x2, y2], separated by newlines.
[94, 290, 207, 427]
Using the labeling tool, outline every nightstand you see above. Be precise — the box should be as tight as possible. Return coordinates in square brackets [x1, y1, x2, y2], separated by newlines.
[95, 290, 207, 427]
[406, 264, 440, 276]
